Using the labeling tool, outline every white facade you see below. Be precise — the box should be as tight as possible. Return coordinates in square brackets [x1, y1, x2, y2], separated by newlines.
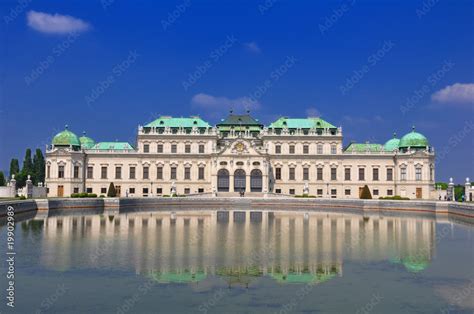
[45, 114, 436, 199]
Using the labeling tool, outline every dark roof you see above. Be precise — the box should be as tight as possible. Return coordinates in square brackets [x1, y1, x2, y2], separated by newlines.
[217, 114, 263, 127]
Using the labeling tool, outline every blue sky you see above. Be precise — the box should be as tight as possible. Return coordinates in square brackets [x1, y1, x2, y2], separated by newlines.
[0, 0, 473, 181]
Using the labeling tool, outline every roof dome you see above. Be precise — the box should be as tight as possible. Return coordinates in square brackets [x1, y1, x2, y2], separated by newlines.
[384, 133, 400, 151]
[79, 131, 95, 149]
[399, 127, 429, 149]
[52, 125, 81, 147]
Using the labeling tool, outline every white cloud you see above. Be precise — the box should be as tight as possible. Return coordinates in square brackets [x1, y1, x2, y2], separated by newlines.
[243, 42, 261, 54]
[305, 107, 321, 117]
[191, 93, 261, 111]
[27, 10, 91, 34]
[431, 83, 474, 105]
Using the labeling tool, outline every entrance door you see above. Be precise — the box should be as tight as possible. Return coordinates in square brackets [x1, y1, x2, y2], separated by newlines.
[234, 169, 246, 192]
[217, 169, 230, 192]
[416, 188, 422, 199]
[58, 185, 64, 197]
[250, 169, 262, 192]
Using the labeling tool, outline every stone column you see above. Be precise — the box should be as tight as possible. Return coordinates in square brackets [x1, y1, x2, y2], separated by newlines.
[229, 173, 234, 192]
[9, 175, 16, 197]
[465, 178, 471, 202]
[447, 178, 455, 201]
[26, 175, 33, 198]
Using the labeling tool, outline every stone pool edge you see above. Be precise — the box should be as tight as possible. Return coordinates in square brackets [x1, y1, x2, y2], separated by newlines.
[1, 197, 473, 222]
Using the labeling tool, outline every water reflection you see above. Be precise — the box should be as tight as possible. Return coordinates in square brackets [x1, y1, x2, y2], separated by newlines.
[22, 210, 435, 285]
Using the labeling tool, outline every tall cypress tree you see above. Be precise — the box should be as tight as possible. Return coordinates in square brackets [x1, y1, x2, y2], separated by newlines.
[9, 159, 20, 178]
[22, 149, 33, 176]
[0, 171, 5, 186]
[32, 149, 45, 184]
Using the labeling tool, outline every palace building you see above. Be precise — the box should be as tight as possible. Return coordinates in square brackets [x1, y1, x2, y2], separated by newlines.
[45, 112, 436, 199]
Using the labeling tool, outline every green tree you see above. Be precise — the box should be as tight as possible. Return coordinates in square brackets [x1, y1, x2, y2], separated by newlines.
[9, 159, 20, 178]
[16, 149, 33, 187]
[32, 149, 45, 184]
[360, 185, 372, 199]
[0, 171, 5, 186]
[107, 182, 117, 197]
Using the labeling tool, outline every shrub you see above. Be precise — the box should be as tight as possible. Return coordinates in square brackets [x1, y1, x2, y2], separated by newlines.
[70, 193, 79, 198]
[360, 185, 372, 199]
[99, 195, 105, 198]
[379, 196, 410, 200]
[295, 194, 316, 198]
[88, 193, 97, 198]
[107, 182, 117, 197]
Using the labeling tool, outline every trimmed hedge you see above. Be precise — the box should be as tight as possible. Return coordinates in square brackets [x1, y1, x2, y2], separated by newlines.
[360, 185, 372, 199]
[71, 193, 98, 198]
[294, 195, 317, 198]
[379, 196, 410, 200]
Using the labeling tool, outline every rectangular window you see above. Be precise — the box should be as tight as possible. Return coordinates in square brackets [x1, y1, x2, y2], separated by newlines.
[373, 168, 379, 181]
[198, 167, 205, 180]
[331, 145, 337, 155]
[143, 188, 148, 195]
[143, 166, 149, 179]
[86, 187, 93, 193]
[156, 188, 162, 195]
[303, 145, 309, 154]
[387, 189, 393, 196]
[275, 167, 281, 180]
[73, 166, 79, 179]
[185, 144, 191, 153]
[345, 189, 351, 196]
[317, 144, 323, 154]
[87, 166, 93, 179]
[171, 167, 177, 180]
[101, 187, 107, 194]
[58, 165, 65, 178]
[289, 168, 295, 180]
[157, 144, 163, 153]
[115, 166, 122, 179]
[47, 165, 51, 179]
[344, 168, 351, 181]
[331, 168, 337, 181]
[387, 168, 393, 181]
[157, 167, 163, 180]
[317, 189, 323, 196]
[73, 187, 79, 194]
[184, 188, 190, 194]
[198, 188, 204, 193]
[289, 189, 295, 195]
[101, 166, 107, 179]
[184, 167, 191, 180]
[143, 144, 149, 153]
[303, 168, 309, 180]
[129, 187, 135, 194]
[358, 168, 365, 181]
[317, 168, 323, 181]
[129, 166, 136, 179]
[289, 145, 295, 154]
[199, 144, 205, 154]
[416, 168, 422, 181]
[373, 189, 379, 196]
[275, 189, 281, 194]
[275, 145, 281, 154]
[171, 144, 177, 153]
[331, 189, 337, 198]
[401, 168, 407, 181]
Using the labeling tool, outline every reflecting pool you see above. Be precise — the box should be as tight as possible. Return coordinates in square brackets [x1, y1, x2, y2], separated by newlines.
[1, 209, 473, 313]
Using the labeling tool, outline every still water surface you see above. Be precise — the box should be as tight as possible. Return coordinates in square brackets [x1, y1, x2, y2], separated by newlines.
[1, 209, 473, 313]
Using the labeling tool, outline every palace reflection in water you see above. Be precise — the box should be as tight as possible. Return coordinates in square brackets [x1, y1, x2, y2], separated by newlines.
[23, 210, 435, 285]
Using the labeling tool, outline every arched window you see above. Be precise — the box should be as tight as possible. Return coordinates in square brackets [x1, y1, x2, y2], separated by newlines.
[217, 169, 229, 192]
[234, 169, 246, 192]
[250, 169, 263, 192]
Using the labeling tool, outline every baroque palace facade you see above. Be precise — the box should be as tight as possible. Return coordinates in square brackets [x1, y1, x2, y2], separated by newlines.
[45, 112, 436, 199]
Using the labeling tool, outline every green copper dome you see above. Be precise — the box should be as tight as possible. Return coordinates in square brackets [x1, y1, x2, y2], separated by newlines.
[79, 132, 95, 149]
[384, 133, 400, 151]
[52, 126, 81, 147]
[399, 127, 429, 149]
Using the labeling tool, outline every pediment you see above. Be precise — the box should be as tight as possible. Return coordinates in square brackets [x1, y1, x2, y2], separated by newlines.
[218, 139, 264, 156]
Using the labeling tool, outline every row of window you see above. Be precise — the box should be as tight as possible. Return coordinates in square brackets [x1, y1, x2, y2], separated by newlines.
[143, 143, 206, 154]
[82, 187, 205, 195]
[88, 165, 206, 181]
[274, 144, 338, 155]
[275, 188, 394, 197]
[274, 167, 395, 181]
